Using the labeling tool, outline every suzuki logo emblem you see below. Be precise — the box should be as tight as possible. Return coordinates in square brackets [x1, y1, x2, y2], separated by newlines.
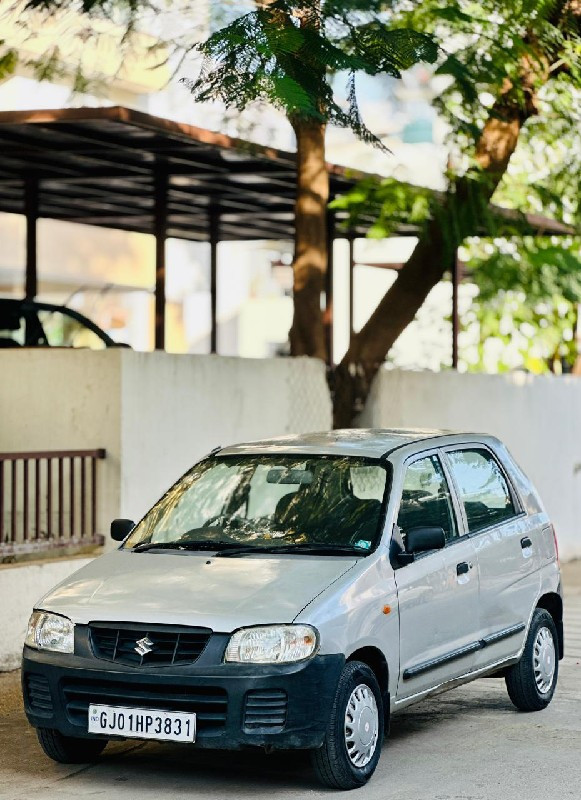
[134, 636, 154, 656]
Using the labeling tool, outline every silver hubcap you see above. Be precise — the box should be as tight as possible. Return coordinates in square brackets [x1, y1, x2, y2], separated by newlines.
[344, 684, 379, 768]
[533, 626, 556, 694]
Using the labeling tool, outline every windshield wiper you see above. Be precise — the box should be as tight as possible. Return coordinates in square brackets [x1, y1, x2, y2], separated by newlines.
[131, 540, 242, 553]
[215, 543, 370, 558]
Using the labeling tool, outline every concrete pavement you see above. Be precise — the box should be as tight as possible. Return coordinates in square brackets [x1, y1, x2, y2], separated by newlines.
[1, 560, 580, 800]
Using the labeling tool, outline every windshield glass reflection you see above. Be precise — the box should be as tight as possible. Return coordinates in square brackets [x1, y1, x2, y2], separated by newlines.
[124, 455, 389, 554]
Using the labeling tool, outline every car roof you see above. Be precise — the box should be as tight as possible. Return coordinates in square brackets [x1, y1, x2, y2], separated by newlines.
[217, 428, 496, 460]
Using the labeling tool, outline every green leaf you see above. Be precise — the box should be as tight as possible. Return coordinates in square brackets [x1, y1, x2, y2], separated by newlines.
[0, 47, 18, 80]
[269, 73, 319, 116]
[353, 25, 440, 77]
[435, 54, 479, 104]
[433, 6, 473, 24]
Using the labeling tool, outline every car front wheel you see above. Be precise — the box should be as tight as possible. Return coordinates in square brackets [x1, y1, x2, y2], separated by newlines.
[36, 728, 108, 764]
[310, 660, 384, 790]
[505, 608, 559, 712]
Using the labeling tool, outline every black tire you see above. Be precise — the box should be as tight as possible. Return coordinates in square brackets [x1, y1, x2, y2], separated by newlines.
[36, 728, 108, 764]
[505, 608, 559, 712]
[311, 661, 384, 790]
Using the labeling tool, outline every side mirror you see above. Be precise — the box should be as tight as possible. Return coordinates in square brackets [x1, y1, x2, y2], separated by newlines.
[111, 518, 135, 542]
[398, 526, 445, 565]
[407, 526, 446, 554]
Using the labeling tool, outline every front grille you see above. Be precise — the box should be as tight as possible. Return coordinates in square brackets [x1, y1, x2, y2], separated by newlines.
[25, 674, 53, 717]
[62, 678, 228, 730]
[89, 623, 212, 667]
[243, 690, 287, 732]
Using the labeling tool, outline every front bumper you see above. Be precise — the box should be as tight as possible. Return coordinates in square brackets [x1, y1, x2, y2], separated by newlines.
[22, 638, 344, 751]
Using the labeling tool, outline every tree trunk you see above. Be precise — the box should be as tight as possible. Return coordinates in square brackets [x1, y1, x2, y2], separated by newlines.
[333, 217, 447, 427]
[289, 117, 328, 359]
[255, 1, 328, 358]
[333, 94, 533, 428]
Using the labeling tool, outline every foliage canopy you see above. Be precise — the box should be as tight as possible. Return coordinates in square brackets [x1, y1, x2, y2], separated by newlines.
[182, 1, 440, 149]
[333, 0, 580, 375]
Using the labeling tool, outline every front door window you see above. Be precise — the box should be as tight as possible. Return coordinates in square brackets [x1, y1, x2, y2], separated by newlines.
[397, 454, 458, 544]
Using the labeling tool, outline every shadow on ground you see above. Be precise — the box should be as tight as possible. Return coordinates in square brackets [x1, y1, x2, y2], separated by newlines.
[0, 672, 519, 797]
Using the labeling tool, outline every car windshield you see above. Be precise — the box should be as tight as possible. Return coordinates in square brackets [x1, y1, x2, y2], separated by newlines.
[124, 455, 389, 554]
[37, 309, 108, 350]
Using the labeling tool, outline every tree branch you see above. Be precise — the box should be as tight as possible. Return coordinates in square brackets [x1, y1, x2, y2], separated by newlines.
[333, 56, 546, 427]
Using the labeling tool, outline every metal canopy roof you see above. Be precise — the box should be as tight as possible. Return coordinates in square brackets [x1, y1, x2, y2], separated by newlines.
[0, 106, 372, 242]
[0, 105, 573, 243]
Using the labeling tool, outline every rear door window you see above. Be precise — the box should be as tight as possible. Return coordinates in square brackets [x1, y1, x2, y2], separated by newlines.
[446, 449, 517, 532]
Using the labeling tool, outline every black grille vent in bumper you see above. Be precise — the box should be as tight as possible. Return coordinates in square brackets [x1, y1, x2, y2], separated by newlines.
[89, 623, 212, 667]
[25, 674, 53, 717]
[62, 678, 228, 729]
[243, 690, 287, 732]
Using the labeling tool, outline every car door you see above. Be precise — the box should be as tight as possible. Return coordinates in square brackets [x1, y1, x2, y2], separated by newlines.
[394, 451, 480, 701]
[443, 445, 541, 670]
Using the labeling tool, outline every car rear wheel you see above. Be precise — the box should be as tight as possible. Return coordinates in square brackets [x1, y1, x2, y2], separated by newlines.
[36, 728, 108, 764]
[310, 660, 384, 790]
[505, 608, 559, 712]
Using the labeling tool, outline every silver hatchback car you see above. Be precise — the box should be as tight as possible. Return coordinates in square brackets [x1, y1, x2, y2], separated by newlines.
[23, 429, 562, 790]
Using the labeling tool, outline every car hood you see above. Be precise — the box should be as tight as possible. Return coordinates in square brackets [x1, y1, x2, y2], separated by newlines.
[37, 549, 359, 631]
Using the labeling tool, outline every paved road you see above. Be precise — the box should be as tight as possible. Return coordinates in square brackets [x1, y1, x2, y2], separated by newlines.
[1, 562, 580, 800]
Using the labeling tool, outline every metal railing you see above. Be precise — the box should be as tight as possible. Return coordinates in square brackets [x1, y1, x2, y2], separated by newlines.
[0, 448, 106, 559]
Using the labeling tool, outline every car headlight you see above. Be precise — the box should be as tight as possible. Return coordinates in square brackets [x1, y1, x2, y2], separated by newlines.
[25, 611, 74, 654]
[225, 624, 318, 664]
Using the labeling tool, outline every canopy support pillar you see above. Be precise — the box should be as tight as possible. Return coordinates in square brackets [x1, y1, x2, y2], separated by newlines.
[24, 178, 38, 299]
[209, 208, 220, 354]
[348, 235, 355, 346]
[154, 168, 168, 351]
[325, 210, 335, 366]
[452, 248, 459, 369]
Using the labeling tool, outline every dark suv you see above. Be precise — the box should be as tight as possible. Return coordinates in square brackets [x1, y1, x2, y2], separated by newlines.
[0, 298, 121, 349]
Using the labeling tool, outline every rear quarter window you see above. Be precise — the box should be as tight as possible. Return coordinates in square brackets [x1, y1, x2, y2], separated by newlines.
[498, 446, 543, 516]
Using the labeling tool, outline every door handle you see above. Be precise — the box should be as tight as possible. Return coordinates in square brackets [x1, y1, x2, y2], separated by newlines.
[456, 561, 470, 576]
[521, 537, 532, 549]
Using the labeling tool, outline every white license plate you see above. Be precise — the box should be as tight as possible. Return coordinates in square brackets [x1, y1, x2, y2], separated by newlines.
[88, 704, 196, 743]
